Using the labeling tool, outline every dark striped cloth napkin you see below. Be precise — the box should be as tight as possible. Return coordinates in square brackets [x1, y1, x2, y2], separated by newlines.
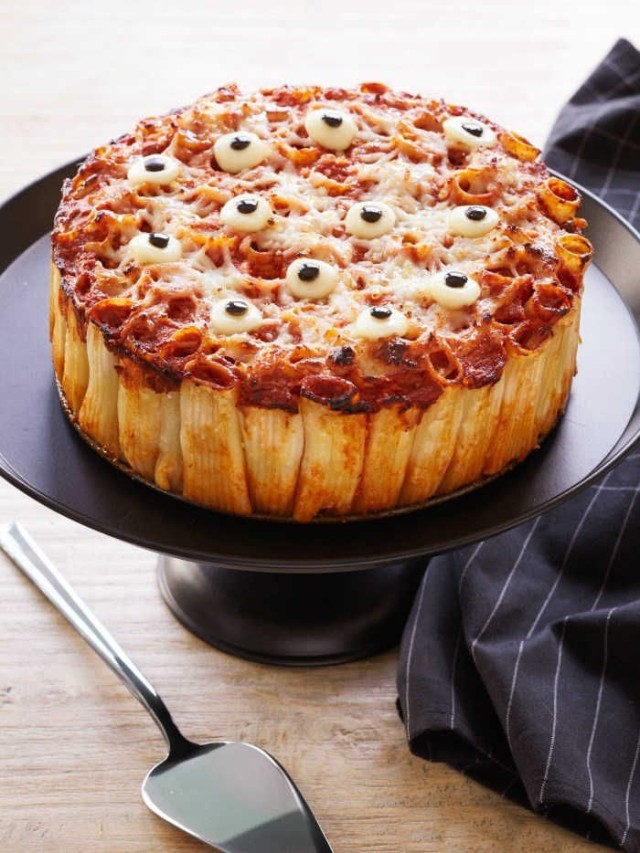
[397, 38, 640, 850]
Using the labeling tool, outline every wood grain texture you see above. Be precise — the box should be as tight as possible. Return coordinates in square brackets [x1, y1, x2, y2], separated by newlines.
[1, 1, 638, 849]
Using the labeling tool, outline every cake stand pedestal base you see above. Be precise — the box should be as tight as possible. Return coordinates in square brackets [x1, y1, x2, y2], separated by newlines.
[157, 556, 427, 666]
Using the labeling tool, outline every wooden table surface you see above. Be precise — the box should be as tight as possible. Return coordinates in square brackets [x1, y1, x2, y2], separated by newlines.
[1, 2, 639, 850]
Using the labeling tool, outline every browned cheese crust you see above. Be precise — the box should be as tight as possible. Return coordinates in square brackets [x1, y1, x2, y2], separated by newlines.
[50, 83, 593, 520]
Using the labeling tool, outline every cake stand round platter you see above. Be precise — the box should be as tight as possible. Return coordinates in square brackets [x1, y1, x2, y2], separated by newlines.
[1, 163, 639, 666]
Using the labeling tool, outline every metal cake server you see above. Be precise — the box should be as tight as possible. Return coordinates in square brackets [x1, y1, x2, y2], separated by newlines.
[0, 522, 333, 853]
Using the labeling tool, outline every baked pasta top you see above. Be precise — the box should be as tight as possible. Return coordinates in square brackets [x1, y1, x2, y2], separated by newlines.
[52, 83, 593, 413]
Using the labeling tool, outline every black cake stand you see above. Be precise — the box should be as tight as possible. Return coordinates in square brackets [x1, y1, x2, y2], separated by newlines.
[1, 164, 640, 665]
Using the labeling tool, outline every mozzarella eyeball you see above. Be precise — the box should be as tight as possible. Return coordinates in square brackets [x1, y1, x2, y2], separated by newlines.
[304, 108, 358, 151]
[345, 201, 396, 239]
[448, 205, 500, 237]
[209, 298, 262, 335]
[352, 306, 409, 339]
[213, 132, 271, 173]
[128, 232, 182, 264]
[127, 154, 181, 187]
[285, 259, 339, 300]
[426, 270, 481, 309]
[442, 116, 497, 149]
[220, 194, 273, 233]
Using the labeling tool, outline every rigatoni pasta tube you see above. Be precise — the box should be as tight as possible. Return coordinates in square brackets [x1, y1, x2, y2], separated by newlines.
[50, 266, 66, 380]
[353, 406, 420, 514]
[240, 406, 304, 516]
[294, 379, 367, 522]
[400, 389, 465, 506]
[61, 307, 89, 415]
[180, 378, 252, 515]
[154, 393, 183, 493]
[78, 324, 121, 458]
[498, 130, 540, 162]
[118, 380, 162, 482]
[438, 383, 504, 494]
[556, 234, 593, 276]
[537, 177, 580, 224]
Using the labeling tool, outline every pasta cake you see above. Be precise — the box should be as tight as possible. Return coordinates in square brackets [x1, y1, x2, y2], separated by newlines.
[50, 83, 593, 521]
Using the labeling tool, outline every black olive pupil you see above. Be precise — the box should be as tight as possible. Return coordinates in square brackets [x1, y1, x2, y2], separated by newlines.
[149, 232, 170, 249]
[230, 135, 252, 151]
[462, 122, 484, 138]
[371, 306, 392, 320]
[237, 198, 259, 214]
[445, 271, 468, 289]
[361, 205, 383, 223]
[321, 112, 343, 128]
[298, 263, 321, 282]
[466, 206, 487, 221]
[144, 157, 166, 172]
[225, 300, 249, 316]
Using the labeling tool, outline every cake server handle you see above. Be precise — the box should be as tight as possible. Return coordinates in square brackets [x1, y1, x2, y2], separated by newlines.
[0, 522, 190, 753]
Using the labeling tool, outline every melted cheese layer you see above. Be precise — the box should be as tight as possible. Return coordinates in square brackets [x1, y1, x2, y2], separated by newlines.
[53, 83, 588, 403]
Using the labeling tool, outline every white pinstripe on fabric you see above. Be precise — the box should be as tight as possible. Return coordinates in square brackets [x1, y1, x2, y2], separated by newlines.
[568, 110, 623, 180]
[403, 560, 432, 737]
[591, 487, 640, 612]
[449, 628, 463, 729]
[568, 122, 599, 180]
[566, 57, 640, 181]
[578, 187, 638, 198]
[586, 607, 617, 813]
[538, 474, 639, 811]
[539, 616, 569, 804]
[527, 475, 613, 638]
[599, 110, 640, 198]
[505, 639, 525, 746]
[580, 486, 640, 822]
[470, 517, 541, 662]
[621, 725, 640, 846]
[582, 62, 640, 103]
[627, 189, 640, 226]
[503, 475, 611, 748]
[601, 56, 640, 99]
[458, 541, 484, 594]
[580, 126, 640, 154]
[447, 543, 485, 732]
